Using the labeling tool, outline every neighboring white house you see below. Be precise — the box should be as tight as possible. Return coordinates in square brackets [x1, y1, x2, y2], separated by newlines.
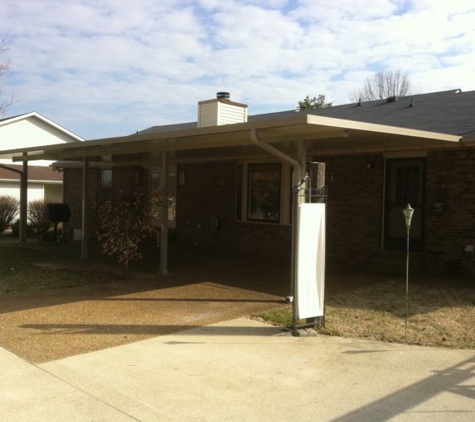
[0, 112, 84, 202]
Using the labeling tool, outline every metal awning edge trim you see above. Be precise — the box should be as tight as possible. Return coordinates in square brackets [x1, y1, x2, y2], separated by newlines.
[0, 113, 462, 162]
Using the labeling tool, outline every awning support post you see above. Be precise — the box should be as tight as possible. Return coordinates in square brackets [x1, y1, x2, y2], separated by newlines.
[159, 151, 170, 275]
[18, 154, 28, 246]
[80, 156, 89, 260]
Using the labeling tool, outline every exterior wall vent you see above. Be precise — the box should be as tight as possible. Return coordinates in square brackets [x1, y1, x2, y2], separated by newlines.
[198, 93, 248, 127]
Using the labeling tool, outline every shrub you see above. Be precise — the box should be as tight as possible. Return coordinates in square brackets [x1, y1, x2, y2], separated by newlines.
[28, 199, 52, 234]
[11, 219, 34, 238]
[0, 195, 19, 233]
[96, 194, 160, 274]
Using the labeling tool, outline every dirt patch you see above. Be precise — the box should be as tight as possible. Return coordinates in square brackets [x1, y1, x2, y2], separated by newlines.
[0, 241, 393, 363]
[0, 277, 285, 363]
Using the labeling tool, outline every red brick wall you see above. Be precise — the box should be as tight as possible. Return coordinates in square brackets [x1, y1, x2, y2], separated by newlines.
[63, 147, 475, 279]
[63, 167, 99, 233]
[424, 148, 475, 278]
[63, 165, 146, 237]
[175, 162, 292, 258]
[176, 151, 475, 279]
[317, 154, 385, 267]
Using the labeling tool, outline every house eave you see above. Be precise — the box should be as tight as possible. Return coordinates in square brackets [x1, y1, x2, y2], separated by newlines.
[0, 114, 462, 165]
[0, 178, 62, 184]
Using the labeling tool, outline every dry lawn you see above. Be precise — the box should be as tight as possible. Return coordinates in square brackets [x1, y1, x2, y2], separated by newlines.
[257, 278, 475, 349]
[0, 241, 118, 293]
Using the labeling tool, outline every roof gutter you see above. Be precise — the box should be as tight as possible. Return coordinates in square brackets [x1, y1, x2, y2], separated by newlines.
[250, 128, 303, 181]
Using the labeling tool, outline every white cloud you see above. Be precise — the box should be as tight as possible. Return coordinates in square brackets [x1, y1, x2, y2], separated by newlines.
[0, 0, 474, 138]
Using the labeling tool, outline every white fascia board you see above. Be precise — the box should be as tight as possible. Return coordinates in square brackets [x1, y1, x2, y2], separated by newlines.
[0, 178, 62, 184]
[0, 112, 462, 162]
[306, 115, 461, 143]
[0, 112, 84, 143]
[29, 112, 85, 142]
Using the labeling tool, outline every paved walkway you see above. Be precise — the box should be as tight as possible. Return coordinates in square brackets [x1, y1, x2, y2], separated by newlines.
[2, 318, 475, 422]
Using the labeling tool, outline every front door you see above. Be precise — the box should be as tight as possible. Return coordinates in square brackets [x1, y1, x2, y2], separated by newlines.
[384, 158, 425, 251]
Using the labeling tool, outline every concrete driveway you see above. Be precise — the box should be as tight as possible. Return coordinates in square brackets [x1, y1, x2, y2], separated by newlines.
[3, 318, 475, 422]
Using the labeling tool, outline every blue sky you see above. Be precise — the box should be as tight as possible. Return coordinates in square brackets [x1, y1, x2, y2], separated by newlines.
[1, 0, 474, 139]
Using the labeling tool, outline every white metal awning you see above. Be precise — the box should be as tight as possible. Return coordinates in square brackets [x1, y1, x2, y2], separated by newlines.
[0, 113, 461, 166]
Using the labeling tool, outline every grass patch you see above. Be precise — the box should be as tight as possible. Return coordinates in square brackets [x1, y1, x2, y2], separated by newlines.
[256, 279, 475, 349]
[0, 241, 119, 294]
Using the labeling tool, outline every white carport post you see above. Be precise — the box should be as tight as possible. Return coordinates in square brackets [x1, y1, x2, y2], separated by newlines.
[18, 154, 28, 246]
[80, 156, 89, 260]
[159, 151, 170, 275]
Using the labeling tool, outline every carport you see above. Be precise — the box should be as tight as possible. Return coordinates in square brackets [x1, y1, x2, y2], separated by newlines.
[0, 112, 460, 277]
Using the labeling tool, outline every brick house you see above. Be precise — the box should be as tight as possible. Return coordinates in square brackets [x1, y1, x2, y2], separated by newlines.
[0, 90, 473, 279]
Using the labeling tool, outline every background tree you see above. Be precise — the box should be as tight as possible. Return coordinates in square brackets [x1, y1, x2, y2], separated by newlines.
[298, 94, 332, 110]
[0, 36, 12, 115]
[350, 70, 413, 102]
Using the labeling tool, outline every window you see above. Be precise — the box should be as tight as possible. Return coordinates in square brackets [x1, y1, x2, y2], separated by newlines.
[395, 165, 420, 206]
[100, 169, 112, 190]
[99, 169, 112, 206]
[235, 165, 243, 220]
[247, 163, 281, 223]
[148, 168, 177, 227]
[384, 158, 425, 250]
[150, 171, 161, 221]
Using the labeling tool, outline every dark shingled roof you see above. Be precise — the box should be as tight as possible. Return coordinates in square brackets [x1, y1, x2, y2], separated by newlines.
[304, 89, 475, 138]
[0, 165, 62, 182]
[138, 122, 197, 135]
[140, 89, 475, 140]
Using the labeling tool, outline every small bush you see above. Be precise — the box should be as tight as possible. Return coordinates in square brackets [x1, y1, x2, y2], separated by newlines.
[11, 219, 34, 238]
[28, 200, 52, 234]
[96, 193, 160, 273]
[0, 195, 19, 233]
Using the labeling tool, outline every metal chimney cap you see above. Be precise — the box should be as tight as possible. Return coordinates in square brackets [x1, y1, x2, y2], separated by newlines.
[216, 92, 230, 100]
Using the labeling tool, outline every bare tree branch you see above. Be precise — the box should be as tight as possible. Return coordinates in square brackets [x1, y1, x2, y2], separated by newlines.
[0, 36, 12, 116]
[350, 70, 413, 102]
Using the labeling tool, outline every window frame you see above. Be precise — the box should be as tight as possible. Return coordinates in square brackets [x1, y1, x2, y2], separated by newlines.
[236, 161, 291, 225]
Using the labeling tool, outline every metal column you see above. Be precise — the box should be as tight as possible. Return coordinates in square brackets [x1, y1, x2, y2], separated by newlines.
[159, 152, 170, 275]
[80, 156, 89, 260]
[18, 156, 28, 246]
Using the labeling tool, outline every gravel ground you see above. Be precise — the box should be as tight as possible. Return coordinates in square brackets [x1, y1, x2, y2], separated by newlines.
[0, 277, 286, 363]
[0, 242, 389, 363]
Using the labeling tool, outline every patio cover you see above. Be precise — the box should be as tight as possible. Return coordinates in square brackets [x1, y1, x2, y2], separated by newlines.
[0, 113, 461, 165]
[0, 113, 461, 272]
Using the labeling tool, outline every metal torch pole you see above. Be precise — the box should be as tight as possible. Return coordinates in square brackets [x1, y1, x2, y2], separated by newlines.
[405, 224, 410, 343]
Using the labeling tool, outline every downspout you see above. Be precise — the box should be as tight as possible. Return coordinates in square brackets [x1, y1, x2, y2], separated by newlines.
[250, 128, 304, 305]
[250, 129, 302, 180]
